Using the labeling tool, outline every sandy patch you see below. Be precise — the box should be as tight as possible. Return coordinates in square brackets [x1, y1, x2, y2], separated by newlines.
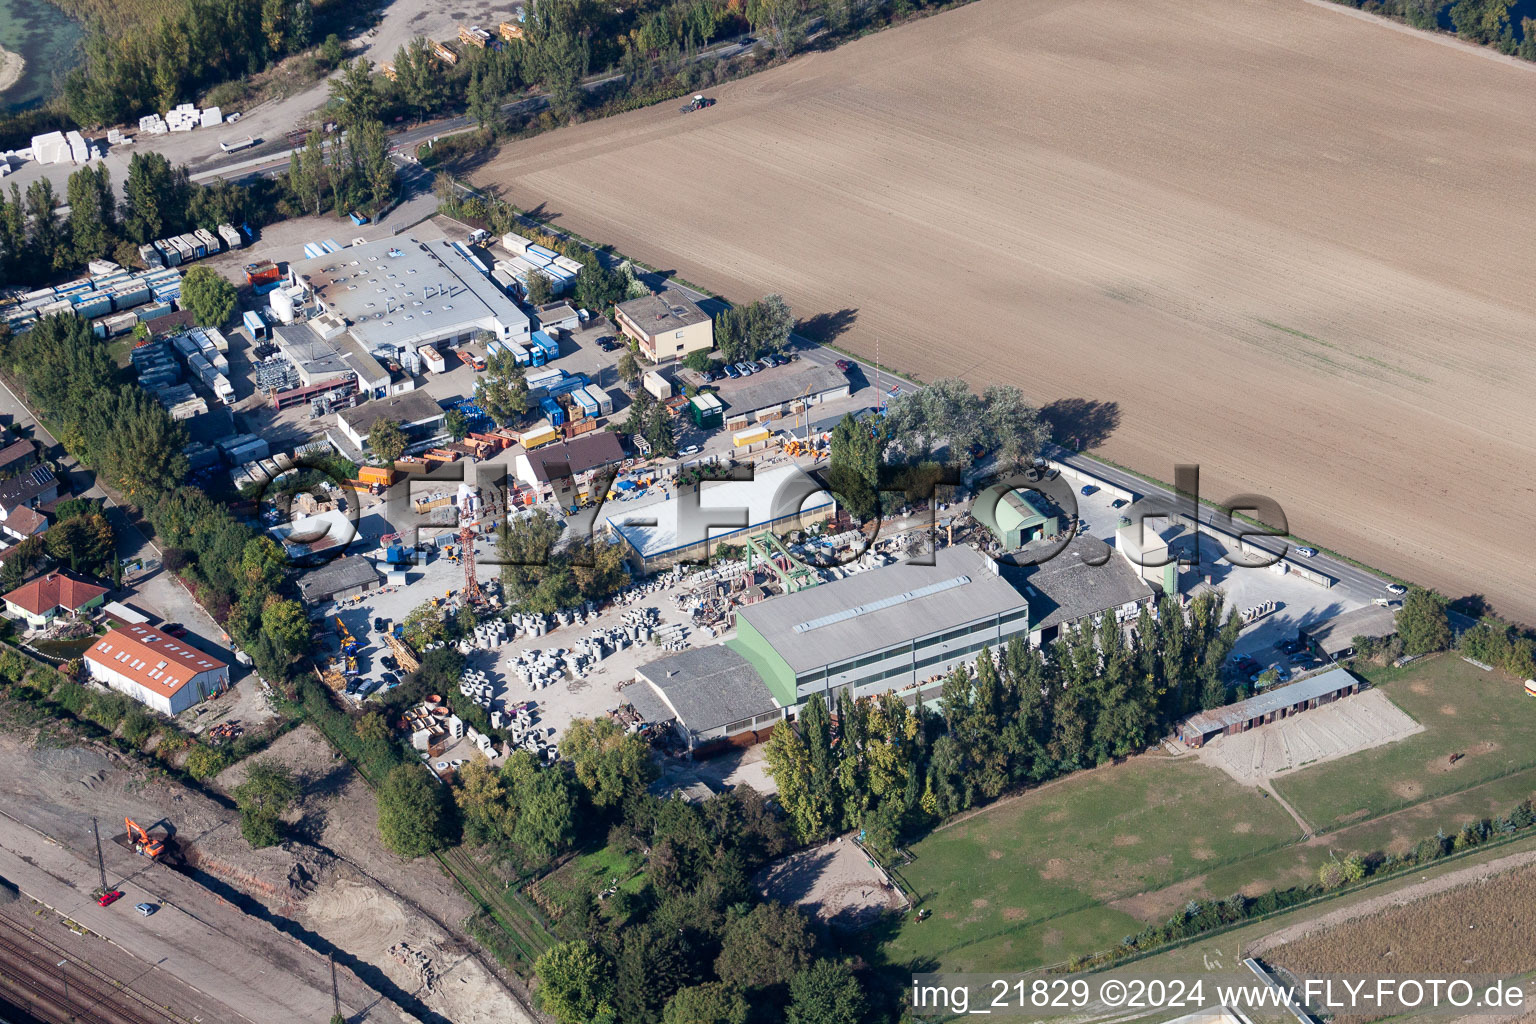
[1394, 780, 1424, 799]
[1112, 834, 1141, 846]
[0, 45, 25, 96]
[1233, 822, 1254, 834]
[1040, 858, 1069, 881]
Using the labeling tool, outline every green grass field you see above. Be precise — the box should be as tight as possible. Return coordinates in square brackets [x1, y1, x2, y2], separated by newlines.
[1273, 656, 1536, 832]
[882, 655, 1536, 974]
[882, 758, 1301, 972]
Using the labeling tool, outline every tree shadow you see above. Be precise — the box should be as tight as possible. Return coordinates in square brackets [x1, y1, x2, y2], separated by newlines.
[795, 308, 859, 345]
[1041, 398, 1121, 450]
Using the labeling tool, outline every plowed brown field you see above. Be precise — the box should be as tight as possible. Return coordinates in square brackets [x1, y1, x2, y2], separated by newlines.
[472, 0, 1536, 619]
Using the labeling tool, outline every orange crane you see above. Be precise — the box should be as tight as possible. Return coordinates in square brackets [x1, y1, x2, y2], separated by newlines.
[124, 818, 164, 859]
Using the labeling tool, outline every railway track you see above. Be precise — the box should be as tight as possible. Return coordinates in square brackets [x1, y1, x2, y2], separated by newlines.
[0, 916, 177, 1024]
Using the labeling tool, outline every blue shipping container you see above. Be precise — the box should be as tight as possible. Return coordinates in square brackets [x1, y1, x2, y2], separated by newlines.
[539, 396, 565, 427]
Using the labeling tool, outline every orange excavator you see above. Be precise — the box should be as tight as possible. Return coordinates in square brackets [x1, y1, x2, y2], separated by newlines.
[124, 818, 164, 859]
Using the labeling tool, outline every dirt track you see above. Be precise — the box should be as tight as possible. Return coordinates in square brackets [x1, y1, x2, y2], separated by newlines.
[472, 0, 1536, 620]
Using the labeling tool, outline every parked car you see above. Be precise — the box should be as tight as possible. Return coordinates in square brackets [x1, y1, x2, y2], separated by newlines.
[1273, 666, 1292, 683]
[135, 902, 157, 917]
[768, 353, 790, 366]
[734, 362, 755, 376]
[161, 622, 186, 636]
[1080, 485, 1098, 496]
[1294, 546, 1317, 558]
[723, 363, 741, 379]
[373, 617, 387, 633]
[597, 336, 619, 351]
[1386, 583, 1407, 595]
[381, 672, 399, 686]
[97, 890, 124, 907]
[1111, 498, 1128, 509]
[757, 358, 774, 371]
[834, 359, 853, 372]
[679, 445, 701, 457]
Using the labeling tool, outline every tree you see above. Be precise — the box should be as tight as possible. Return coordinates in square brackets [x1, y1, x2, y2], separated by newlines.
[1397, 588, 1452, 656]
[235, 760, 298, 848]
[617, 350, 641, 385]
[330, 57, 380, 129]
[682, 349, 713, 372]
[66, 163, 116, 264]
[45, 514, 114, 576]
[533, 940, 614, 1024]
[25, 179, 65, 273]
[498, 512, 564, 610]
[466, 59, 508, 134]
[445, 407, 469, 441]
[507, 756, 578, 862]
[715, 902, 816, 990]
[393, 38, 441, 124]
[181, 266, 238, 326]
[827, 413, 880, 521]
[746, 0, 807, 53]
[349, 118, 397, 214]
[525, 269, 556, 306]
[663, 983, 749, 1024]
[561, 716, 658, 808]
[368, 418, 408, 463]
[289, 131, 327, 216]
[786, 960, 865, 1024]
[376, 763, 451, 857]
[474, 349, 530, 426]
[529, 1, 591, 121]
[260, 596, 310, 665]
[980, 384, 1048, 469]
[400, 602, 446, 649]
[123, 152, 188, 244]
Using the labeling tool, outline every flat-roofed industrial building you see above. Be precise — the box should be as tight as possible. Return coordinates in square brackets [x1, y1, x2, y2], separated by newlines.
[732, 545, 1032, 711]
[293, 237, 531, 359]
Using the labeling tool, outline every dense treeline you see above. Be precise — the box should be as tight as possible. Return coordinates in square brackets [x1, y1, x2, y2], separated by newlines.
[63, 0, 321, 127]
[1329, 0, 1536, 56]
[0, 152, 256, 289]
[768, 591, 1240, 850]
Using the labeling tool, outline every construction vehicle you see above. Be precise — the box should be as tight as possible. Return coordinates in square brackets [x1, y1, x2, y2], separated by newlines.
[334, 616, 359, 655]
[680, 94, 715, 114]
[124, 818, 165, 859]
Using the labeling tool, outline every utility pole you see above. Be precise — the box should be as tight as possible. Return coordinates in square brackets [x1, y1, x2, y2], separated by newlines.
[90, 818, 106, 893]
[56, 960, 72, 1022]
[330, 953, 341, 1022]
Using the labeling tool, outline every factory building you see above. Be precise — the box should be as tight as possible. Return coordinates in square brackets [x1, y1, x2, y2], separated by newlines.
[291, 237, 531, 374]
[84, 624, 229, 716]
[335, 389, 447, 453]
[972, 485, 1060, 549]
[732, 546, 1032, 712]
[1017, 535, 1157, 644]
[296, 555, 384, 606]
[632, 645, 783, 752]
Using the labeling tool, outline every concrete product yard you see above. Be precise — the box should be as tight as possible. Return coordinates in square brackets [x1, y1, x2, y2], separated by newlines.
[1195, 688, 1424, 785]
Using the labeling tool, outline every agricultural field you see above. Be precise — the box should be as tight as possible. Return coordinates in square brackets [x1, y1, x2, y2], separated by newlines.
[472, 0, 1536, 623]
[880, 757, 1302, 971]
[1269, 862, 1536, 979]
[1273, 657, 1536, 833]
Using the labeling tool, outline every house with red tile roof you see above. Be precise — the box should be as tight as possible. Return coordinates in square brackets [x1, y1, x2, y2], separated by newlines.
[2, 572, 108, 628]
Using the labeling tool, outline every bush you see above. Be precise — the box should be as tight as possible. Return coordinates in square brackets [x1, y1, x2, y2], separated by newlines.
[184, 744, 230, 781]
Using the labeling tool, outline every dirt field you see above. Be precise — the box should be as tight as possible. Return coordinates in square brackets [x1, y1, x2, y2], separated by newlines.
[1196, 690, 1424, 786]
[757, 837, 907, 931]
[1261, 858, 1536, 1022]
[471, 0, 1536, 622]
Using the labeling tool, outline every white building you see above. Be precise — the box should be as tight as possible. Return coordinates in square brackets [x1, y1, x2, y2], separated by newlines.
[84, 625, 230, 716]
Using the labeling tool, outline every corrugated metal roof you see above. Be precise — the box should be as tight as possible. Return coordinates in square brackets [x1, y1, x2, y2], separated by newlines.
[735, 546, 1027, 673]
[1181, 667, 1361, 736]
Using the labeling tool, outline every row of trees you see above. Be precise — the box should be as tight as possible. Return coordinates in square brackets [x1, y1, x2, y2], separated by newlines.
[714, 294, 795, 362]
[768, 591, 1241, 850]
[0, 153, 253, 289]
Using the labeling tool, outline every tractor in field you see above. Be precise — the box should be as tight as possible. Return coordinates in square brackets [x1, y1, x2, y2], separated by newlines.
[680, 94, 716, 114]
